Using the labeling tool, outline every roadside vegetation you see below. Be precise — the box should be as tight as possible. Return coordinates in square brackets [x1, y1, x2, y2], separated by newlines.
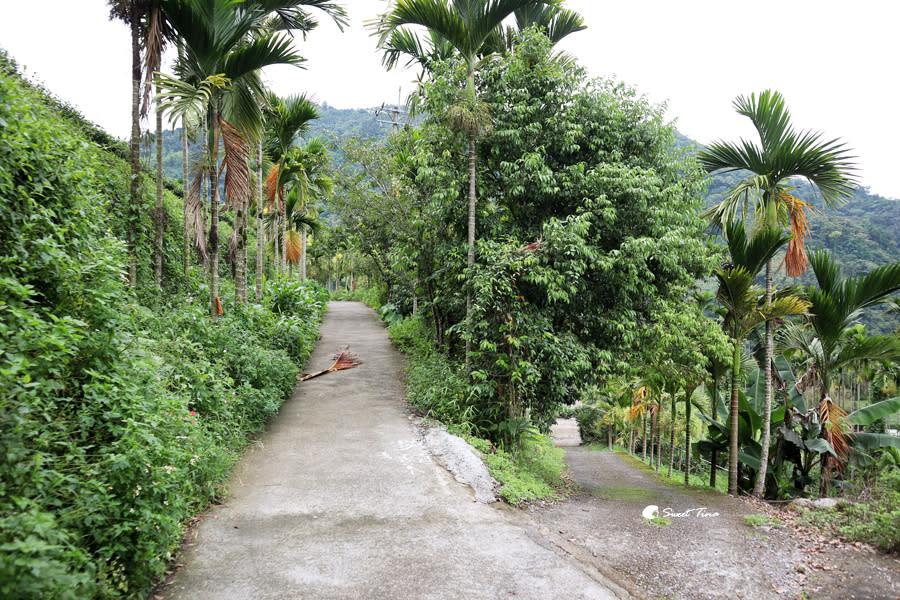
[0, 37, 327, 598]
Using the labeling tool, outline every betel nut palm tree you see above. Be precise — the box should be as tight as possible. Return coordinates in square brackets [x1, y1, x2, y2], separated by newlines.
[714, 220, 809, 495]
[262, 91, 319, 277]
[699, 89, 857, 497]
[372, 0, 560, 363]
[108, 0, 151, 287]
[158, 0, 305, 319]
[780, 250, 900, 491]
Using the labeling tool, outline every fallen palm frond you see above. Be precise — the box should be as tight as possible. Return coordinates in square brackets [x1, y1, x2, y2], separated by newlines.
[299, 347, 361, 381]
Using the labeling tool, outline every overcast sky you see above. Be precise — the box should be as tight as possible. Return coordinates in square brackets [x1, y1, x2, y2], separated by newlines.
[1, 0, 898, 198]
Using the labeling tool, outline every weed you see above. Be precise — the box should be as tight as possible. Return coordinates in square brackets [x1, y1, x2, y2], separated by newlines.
[744, 514, 782, 528]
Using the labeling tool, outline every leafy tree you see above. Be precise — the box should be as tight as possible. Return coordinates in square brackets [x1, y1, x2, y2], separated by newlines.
[700, 89, 857, 497]
[372, 0, 558, 362]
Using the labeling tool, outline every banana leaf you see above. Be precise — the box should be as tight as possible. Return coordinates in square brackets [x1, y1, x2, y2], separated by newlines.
[848, 397, 900, 426]
[852, 432, 900, 450]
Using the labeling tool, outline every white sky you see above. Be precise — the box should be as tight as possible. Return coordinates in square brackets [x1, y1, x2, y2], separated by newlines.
[1, 0, 898, 198]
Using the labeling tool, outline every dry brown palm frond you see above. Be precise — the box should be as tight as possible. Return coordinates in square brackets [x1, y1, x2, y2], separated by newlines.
[819, 396, 852, 466]
[141, 0, 166, 118]
[780, 190, 820, 277]
[219, 117, 250, 212]
[285, 229, 302, 264]
[299, 347, 361, 381]
[187, 169, 208, 264]
[264, 164, 280, 210]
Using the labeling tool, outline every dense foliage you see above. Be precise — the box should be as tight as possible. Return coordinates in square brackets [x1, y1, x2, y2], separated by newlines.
[334, 31, 721, 444]
[0, 51, 326, 598]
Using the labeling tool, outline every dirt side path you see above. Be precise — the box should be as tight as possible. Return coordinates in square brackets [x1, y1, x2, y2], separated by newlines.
[161, 302, 628, 600]
[529, 447, 900, 600]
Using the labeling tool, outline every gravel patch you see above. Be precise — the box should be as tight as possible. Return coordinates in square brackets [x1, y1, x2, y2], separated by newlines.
[424, 428, 499, 504]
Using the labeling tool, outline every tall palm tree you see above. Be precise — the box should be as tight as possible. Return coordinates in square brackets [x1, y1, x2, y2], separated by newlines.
[715, 220, 809, 495]
[373, 0, 554, 362]
[700, 89, 857, 497]
[108, 0, 151, 287]
[142, 0, 175, 288]
[262, 92, 320, 278]
[158, 0, 305, 318]
[286, 137, 331, 279]
[780, 251, 900, 490]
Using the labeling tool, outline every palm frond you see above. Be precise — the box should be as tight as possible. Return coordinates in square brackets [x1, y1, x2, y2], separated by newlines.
[831, 334, 900, 374]
[156, 72, 227, 126]
[142, 0, 171, 118]
[723, 220, 790, 277]
[373, 0, 470, 60]
[221, 30, 305, 81]
[733, 89, 793, 157]
[819, 398, 851, 463]
[285, 228, 303, 263]
[219, 117, 251, 213]
[187, 168, 209, 264]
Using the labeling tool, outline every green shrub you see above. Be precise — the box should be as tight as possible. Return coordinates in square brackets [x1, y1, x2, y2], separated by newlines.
[481, 435, 566, 505]
[574, 406, 605, 444]
[0, 55, 327, 598]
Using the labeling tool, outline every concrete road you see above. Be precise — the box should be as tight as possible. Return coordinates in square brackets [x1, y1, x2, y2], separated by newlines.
[163, 302, 627, 600]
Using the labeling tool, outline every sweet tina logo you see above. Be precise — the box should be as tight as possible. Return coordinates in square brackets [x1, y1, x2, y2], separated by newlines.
[642, 505, 720, 519]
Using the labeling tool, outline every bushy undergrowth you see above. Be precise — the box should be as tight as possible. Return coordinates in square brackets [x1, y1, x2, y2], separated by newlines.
[388, 316, 566, 504]
[799, 467, 900, 553]
[0, 54, 327, 598]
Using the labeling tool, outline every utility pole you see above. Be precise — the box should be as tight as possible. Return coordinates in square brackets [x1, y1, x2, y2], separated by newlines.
[376, 87, 407, 134]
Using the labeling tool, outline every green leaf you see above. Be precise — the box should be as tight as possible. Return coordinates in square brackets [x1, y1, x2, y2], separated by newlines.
[804, 438, 837, 457]
[848, 397, 900, 426]
[852, 432, 900, 450]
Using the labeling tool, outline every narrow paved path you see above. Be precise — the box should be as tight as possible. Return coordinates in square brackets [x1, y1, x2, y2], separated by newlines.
[533, 446, 900, 600]
[163, 302, 627, 600]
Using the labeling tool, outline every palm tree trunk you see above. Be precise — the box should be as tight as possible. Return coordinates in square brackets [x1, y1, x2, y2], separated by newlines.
[201, 120, 209, 273]
[654, 404, 661, 471]
[183, 119, 190, 277]
[153, 93, 165, 288]
[709, 374, 718, 488]
[642, 412, 647, 462]
[668, 392, 676, 478]
[754, 259, 775, 497]
[465, 134, 476, 368]
[280, 204, 287, 277]
[235, 194, 247, 304]
[256, 140, 264, 302]
[208, 109, 220, 321]
[300, 226, 307, 280]
[685, 386, 693, 486]
[127, 10, 141, 288]
[729, 337, 741, 495]
[273, 199, 280, 276]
